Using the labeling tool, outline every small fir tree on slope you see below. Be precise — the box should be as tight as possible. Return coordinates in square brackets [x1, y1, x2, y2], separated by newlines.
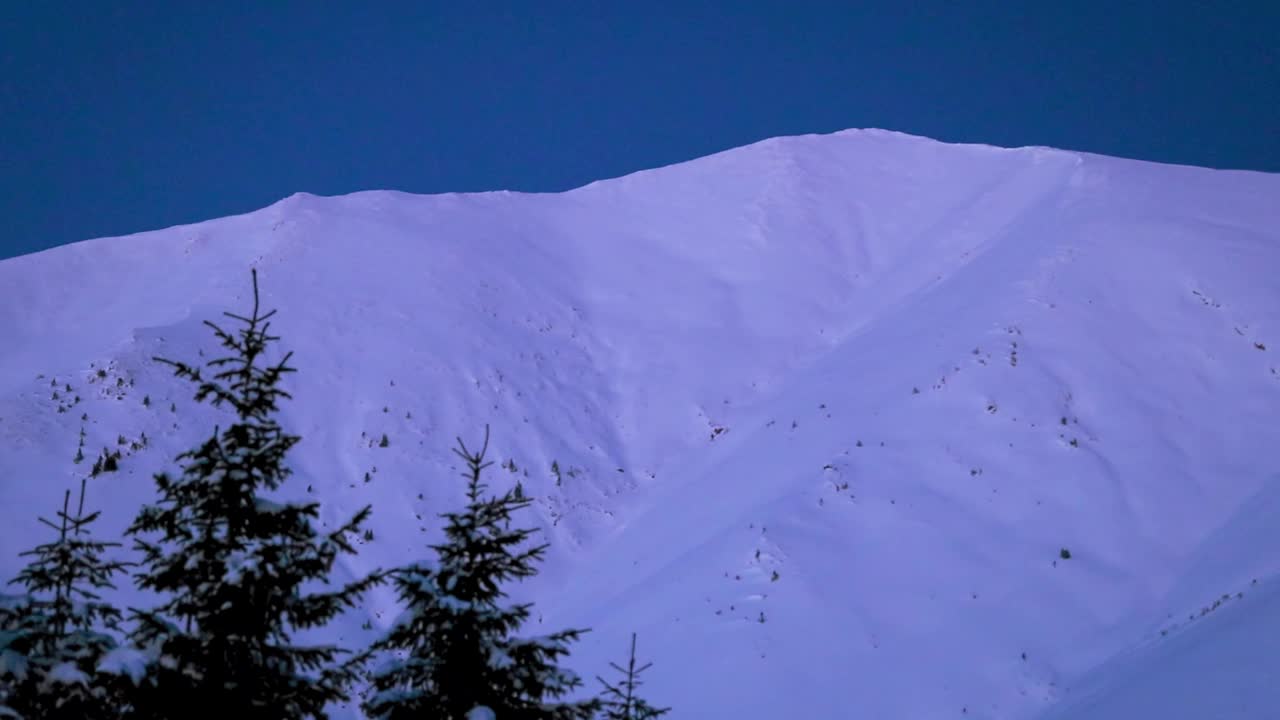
[595, 633, 669, 719]
[361, 426, 599, 720]
[0, 479, 131, 720]
[124, 269, 381, 720]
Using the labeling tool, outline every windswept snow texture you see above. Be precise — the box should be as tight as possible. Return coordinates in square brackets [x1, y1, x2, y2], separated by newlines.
[2, 128, 1279, 719]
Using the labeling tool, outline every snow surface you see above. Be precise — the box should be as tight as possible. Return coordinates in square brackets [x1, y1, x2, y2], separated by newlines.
[1, 127, 1278, 719]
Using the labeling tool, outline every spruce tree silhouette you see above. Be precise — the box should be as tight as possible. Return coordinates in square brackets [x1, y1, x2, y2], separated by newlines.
[125, 269, 381, 719]
[596, 633, 670, 719]
[1, 478, 131, 719]
[362, 426, 598, 720]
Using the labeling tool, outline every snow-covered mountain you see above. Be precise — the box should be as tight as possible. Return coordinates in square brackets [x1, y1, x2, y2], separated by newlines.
[2, 128, 1278, 719]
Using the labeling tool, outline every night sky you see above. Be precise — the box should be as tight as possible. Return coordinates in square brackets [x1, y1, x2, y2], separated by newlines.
[2, 2, 1277, 259]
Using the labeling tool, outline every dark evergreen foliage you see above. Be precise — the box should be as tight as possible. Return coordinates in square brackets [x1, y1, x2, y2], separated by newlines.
[361, 426, 598, 720]
[0, 479, 131, 720]
[124, 269, 381, 720]
[595, 633, 669, 719]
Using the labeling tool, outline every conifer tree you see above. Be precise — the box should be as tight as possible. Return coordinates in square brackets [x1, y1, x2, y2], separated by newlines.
[595, 633, 669, 719]
[362, 426, 598, 720]
[124, 269, 381, 720]
[0, 479, 131, 720]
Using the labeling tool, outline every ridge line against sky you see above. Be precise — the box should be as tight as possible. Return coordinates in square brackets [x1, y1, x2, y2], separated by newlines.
[2, 2, 1277, 260]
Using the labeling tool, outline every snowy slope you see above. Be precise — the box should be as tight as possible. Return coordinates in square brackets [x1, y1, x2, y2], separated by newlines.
[1036, 476, 1280, 720]
[1, 128, 1278, 719]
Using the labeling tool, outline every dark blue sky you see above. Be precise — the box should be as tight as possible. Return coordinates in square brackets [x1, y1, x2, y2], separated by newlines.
[2, 2, 1277, 259]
